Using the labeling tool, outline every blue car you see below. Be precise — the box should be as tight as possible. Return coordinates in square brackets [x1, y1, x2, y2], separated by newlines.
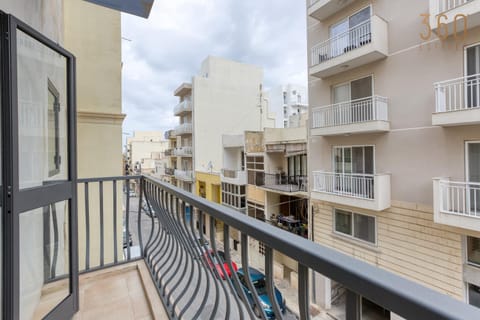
[236, 267, 286, 319]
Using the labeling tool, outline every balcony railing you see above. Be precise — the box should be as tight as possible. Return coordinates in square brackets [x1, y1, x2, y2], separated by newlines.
[165, 167, 175, 175]
[174, 123, 193, 135]
[164, 129, 176, 140]
[312, 96, 388, 128]
[174, 169, 194, 182]
[435, 74, 480, 112]
[438, 0, 471, 12]
[261, 173, 308, 193]
[173, 146, 193, 157]
[221, 169, 247, 185]
[75, 177, 480, 319]
[173, 100, 192, 116]
[42, 175, 480, 319]
[438, 180, 480, 217]
[313, 171, 375, 199]
[165, 149, 174, 156]
[311, 19, 371, 67]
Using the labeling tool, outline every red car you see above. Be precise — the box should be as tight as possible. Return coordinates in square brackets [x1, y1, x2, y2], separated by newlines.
[203, 250, 238, 279]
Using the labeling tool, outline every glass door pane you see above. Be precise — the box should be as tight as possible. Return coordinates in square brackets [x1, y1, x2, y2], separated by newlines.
[330, 19, 349, 58]
[333, 84, 350, 125]
[351, 76, 373, 122]
[467, 142, 480, 213]
[349, 6, 371, 48]
[466, 45, 480, 108]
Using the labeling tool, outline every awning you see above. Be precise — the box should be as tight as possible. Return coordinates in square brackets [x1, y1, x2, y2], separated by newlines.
[83, 0, 154, 18]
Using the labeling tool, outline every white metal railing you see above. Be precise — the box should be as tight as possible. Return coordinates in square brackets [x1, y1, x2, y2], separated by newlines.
[174, 123, 192, 135]
[439, 180, 480, 217]
[173, 146, 192, 157]
[438, 0, 471, 12]
[174, 100, 192, 115]
[313, 171, 375, 199]
[174, 169, 194, 182]
[312, 96, 388, 128]
[435, 74, 480, 112]
[311, 19, 371, 66]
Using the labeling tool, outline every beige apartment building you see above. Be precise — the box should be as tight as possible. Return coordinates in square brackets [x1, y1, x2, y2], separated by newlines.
[220, 112, 308, 286]
[307, 0, 480, 316]
[168, 56, 275, 201]
[126, 131, 168, 176]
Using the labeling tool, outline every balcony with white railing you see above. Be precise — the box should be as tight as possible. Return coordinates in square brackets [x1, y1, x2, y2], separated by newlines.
[312, 171, 391, 211]
[173, 146, 193, 157]
[433, 74, 480, 126]
[173, 100, 192, 116]
[433, 178, 480, 231]
[174, 122, 193, 136]
[308, 0, 356, 21]
[429, 0, 480, 35]
[174, 169, 195, 182]
[309, 16, 388, 79]
[220, 169, 247, 185]
[311, 96, 390, 136]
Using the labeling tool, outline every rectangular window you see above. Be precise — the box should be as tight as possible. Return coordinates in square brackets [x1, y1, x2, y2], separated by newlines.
[334, 209, 376, 244]
[469, 283, 480, 308]
[467, 236, 480, 266]
[247, 201, 265, 221]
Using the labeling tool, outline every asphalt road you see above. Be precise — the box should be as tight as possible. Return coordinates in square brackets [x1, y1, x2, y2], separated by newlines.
[124, 195, 298, 320]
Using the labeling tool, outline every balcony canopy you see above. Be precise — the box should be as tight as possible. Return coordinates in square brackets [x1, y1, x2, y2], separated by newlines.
[83, 0, 154, 18]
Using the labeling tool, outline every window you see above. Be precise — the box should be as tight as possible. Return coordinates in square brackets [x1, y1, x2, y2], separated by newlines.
[467, 236, 480, 266]
[47, 80, 61, 176]
[221, 182, 246, 210]
[334, 209, 376, 244]
[247, 201, 265, 221]
[283, 91, 287, 104]
[247, 156, 264, 186]
[469, 284, 480, 309]
[334, 145, 374, 175]
[287, 154, 307, 177]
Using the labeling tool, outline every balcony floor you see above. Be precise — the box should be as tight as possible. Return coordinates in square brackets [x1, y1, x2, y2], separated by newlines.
[35, 261, 168, 320]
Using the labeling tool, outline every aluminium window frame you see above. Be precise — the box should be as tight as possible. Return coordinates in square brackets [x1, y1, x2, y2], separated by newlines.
[333, 208, 377, 246]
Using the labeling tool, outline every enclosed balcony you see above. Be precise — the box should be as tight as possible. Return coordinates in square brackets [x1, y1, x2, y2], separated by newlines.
[433, 74, 480, 126]
[312, 171, 391, 211]
[173, 100, 192, 116]
[174, 122, 193, 136]
[173, 146, 193, 157]
[174, 169, 195, 182]
[308, 0, 356, 21]
[221, 169, 247, 185]
[309, 16, 388, 79]
[311, 95, 390, 136]
[429, 0, 480, 35]
[433, 178, 480, 231]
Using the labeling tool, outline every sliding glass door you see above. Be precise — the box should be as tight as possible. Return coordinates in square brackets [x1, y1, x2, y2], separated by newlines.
[467, 142, 480, 213]
[1, 12, 78, 320]
[334, 146, 374, 197]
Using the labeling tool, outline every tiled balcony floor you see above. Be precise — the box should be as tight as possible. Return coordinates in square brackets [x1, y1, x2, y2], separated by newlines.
[35, 261, 168, 320]
[73, 261, 167, 320]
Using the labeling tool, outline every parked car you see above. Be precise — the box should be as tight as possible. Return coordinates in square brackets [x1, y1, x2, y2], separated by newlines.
[142, 201, 155, 217]
[236, 267, 286, 319]
[123, 228, 133, 249]
[203, 249, 238, 279]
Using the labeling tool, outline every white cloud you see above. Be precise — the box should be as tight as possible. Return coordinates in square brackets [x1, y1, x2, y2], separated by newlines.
[121, 0, 307, 134]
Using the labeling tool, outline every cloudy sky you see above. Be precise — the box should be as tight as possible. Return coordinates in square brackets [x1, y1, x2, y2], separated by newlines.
[121, 0, 308, 136]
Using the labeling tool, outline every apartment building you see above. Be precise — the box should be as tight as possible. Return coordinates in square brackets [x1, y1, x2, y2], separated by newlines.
[307, 0, 480, 316]
[220, 113, 308, 285]
[126, 131, 168, 176]
[168, 56, 274, 200]
[269, 84, 309, 128]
